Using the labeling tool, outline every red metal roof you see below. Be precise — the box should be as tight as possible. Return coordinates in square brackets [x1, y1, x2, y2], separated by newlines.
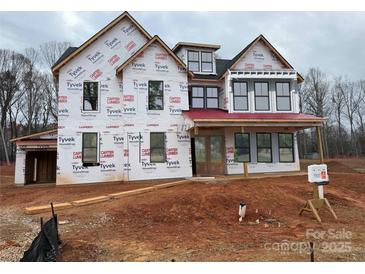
[183, 109, 325, 122]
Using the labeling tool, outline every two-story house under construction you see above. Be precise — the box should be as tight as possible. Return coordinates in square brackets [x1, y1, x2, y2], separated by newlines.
[12, 12, 325, 185]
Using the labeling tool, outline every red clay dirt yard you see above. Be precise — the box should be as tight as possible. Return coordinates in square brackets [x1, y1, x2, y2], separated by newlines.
[0, 159, 365, 261]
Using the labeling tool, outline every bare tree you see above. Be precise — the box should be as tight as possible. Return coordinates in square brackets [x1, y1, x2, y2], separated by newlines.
[302, 68, 331, 158]
[39, 41, 71, 120]
[332, 77, 346, 155]
[339, 79, 365, 156]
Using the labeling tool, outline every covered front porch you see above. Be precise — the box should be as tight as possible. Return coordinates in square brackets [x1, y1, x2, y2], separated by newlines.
[183, 109, 326, 177]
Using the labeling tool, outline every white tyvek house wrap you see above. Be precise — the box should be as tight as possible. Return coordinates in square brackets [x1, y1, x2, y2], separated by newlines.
[232, 41, 287, 71]
[57, 17, 192, 184]
[121, 41, 192, 181]
[57, 17, 148, 185]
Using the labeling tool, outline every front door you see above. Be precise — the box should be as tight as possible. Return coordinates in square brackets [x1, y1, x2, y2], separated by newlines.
[194, 135, 225, 176]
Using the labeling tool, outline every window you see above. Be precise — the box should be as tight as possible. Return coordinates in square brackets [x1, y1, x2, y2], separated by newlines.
[254, 82, 270, 111]
[191, 87, 205, 108]
[276, 82, 291, 111]
[82, 133, 98, 165]
[191, 86, 219, 109]
[148, 81, 164, 110]
[201, 51, 213, 72]
[234, 133, 250, 162]
[150, 132, 166, 163]
[206, 87, 218, 108]
[256, 133, 272, 162]
[278, 133, 294, 162]
[83, 82, 99, 111]
[233, 82, 248, 111]
[187, 50, 199, 72]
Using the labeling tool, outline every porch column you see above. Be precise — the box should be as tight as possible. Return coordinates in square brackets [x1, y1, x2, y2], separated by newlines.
[316, 126, 324, 164]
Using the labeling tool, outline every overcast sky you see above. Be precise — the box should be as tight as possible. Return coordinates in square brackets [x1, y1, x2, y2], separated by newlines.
[0, 11, 364, 80]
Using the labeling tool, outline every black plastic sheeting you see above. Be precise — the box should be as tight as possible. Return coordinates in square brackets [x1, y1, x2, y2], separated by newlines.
[20, 216, 61, 262]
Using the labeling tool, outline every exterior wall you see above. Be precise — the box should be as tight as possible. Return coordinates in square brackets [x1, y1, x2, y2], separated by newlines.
[14, 147, 26, 185]
[57, 17, 149, 185]
[121, 41, 192, 180]
[232, 40, 286, 71]
[224, 128, 300, 174]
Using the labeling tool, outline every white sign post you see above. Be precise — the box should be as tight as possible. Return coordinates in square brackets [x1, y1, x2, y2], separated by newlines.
[299, 164, 337, 223]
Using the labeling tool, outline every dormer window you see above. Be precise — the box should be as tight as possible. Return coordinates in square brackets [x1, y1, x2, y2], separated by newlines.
[187, 50, 200, 72]
[201, 52, 213, 72]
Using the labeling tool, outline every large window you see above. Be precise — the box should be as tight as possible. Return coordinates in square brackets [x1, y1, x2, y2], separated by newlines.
[148, 81, 164, 110]
[206, 87, 218, 108]
[82, 132, 98, 165]
[187, 50, 200, 72]
[201, 51, 213, 72]
[276, 82, 291, 111]
[278, 133, 294, 162]
[256, 133, 272, 163]
[191, 86, 219, 109]
[83, 82, 99, 111]
[233, 81, 248, 111]
[150, 132, 166, 163]
[234, 133, 250, 162]
[254, 82, 270, 111]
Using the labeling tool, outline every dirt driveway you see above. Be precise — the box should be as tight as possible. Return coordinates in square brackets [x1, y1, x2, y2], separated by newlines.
[1, 160, 365, 262]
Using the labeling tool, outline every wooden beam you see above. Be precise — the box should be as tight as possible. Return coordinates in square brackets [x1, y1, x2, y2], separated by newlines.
[316, 126, 324, 164]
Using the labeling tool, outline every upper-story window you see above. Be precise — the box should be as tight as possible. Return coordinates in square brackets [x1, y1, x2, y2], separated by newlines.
[254, 82, 270, 111]
[83, 81, 99, 111]
[276, 82, 291, 111]
[187, 50, 200, 72]
[191, 86, 219, 109]
[201, 52, 213, 72]
[148, 81, 164, 110]
[233, 81, 248, 111]
[206, 87, 218, 108]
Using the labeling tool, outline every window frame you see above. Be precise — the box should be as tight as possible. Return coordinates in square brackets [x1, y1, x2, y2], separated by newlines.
[206, 86, 219, 109]
[148, 80, 164, 110]
[278, 133, 295, 163]
[201, 51, 213, 73]
[187, 50, 200, 72]
[150, 132, 166, 163]
[234, 133, 251, 163]
[82, 132, 99, 166]
[82, 81, 100, 112]
[190, 86, 205, 109]
[256, 133, 272, 163]
[254, 81, 270, 111]
[275, 82, 292, 111]
[232, 81, 249, 111]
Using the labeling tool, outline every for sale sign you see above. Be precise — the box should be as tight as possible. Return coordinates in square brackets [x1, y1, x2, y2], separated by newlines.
[308, 164, 329, 183]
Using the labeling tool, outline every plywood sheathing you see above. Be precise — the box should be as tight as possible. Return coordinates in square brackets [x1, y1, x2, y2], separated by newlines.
[24, 179, 192, 215]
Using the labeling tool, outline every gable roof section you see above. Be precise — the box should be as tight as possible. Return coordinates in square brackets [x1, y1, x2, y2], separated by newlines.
[115, 35, 193, 77]
[52, 47, 78, 69]
[220, 34, 304, 83]
[51, 11, 152, 75]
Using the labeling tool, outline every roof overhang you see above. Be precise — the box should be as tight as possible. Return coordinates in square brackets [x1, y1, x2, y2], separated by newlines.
[52, 11, 152, 76]
[172, 42, 221, 52]
[183, 109, 326, 130]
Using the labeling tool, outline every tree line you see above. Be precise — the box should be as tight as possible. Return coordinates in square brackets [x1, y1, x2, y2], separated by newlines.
[0, 43, 364, 162]
[298, 68, 365, 158]
[0, 42, 71, 162]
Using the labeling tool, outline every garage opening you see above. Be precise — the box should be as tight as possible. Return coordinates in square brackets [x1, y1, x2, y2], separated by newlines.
[25, 151, 57, 185]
